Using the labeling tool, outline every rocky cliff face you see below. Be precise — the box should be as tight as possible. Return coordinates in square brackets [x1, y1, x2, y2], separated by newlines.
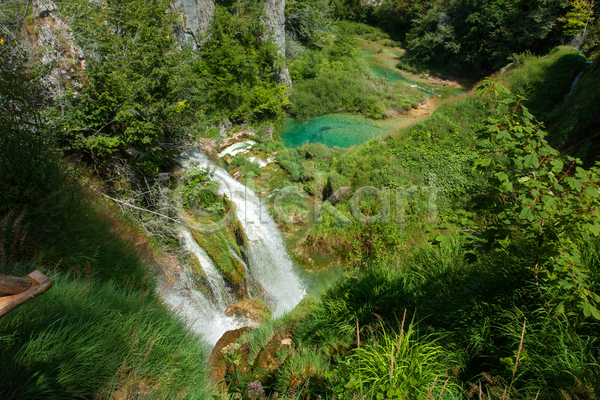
[173, 0, 290, 84]
[31, 0, 86, 100]
[173, 0, 214, 45]
[263, 0, 292, 86]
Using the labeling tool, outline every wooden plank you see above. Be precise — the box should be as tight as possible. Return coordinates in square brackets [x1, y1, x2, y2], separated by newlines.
[0, 275, 32, 295]
[0, 271, 53, 318]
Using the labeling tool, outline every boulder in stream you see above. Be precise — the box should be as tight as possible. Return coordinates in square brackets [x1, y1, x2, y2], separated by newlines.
[225, 298, 272, 325]
[208, 327, 250, 391]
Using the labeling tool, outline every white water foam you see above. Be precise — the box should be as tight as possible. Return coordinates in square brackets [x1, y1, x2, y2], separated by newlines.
[217, 140, 256, 158]
[163, 149, 306, 346]
[162, 281, 243, 346]
[184, 149, 306, 316]
[247, 156, 276, 168]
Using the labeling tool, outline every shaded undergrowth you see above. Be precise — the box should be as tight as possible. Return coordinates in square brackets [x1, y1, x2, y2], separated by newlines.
[242, 239, 600, 398]
[0, 274, 211, 399]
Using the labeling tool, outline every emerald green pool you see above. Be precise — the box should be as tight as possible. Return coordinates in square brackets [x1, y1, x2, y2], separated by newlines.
[280, 114, 395, 148]
[279, 41, 467, 149]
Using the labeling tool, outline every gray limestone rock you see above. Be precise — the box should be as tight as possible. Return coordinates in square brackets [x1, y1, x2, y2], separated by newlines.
[262, 0, 292, 86]
[32, 0, 86, 98]
[173, 0, 214, 45]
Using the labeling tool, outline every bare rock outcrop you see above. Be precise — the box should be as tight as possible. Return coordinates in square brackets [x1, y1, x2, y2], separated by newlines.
[31, 0, 86, 99]
[173, 0, 214, 45]
[263, 0, 292, 86]
[225, 298, 272, 325]
[208, 327, 250, 390]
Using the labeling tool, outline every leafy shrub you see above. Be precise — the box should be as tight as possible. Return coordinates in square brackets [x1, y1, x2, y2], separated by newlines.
[396, 60, 426, 75]
[180, 166, 224, 213]
[508, 50, 535, 67]
[228, 154, 261, 177]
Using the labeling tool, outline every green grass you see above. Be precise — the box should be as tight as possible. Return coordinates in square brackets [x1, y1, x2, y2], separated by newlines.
[287, 237, 600, 398]
[344, 322, 461, 399]
[1, 193, 153, 291]
[545, 57, 600, 166]
[499, 46, 587, 121]
[275, 93, 487, 264]
[0, 153, 214, 398]
[0, 274, 211, 399]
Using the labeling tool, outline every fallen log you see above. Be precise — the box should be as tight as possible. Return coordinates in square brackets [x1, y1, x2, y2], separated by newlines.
[0, 271, 52, 318]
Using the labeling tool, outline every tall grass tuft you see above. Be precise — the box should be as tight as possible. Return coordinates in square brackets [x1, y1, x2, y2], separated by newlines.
[345, 321, 460, 399]
[0, 274, 212, 399]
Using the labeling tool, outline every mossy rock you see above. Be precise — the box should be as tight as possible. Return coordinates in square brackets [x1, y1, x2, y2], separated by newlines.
[225, 298, 272, 324]
[192, 230, 246, 285]
[179, 250, 211, 298]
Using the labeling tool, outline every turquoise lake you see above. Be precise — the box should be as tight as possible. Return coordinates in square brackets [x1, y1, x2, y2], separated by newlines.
[279, 42, 467, 148]
[280, 114, 394, 148]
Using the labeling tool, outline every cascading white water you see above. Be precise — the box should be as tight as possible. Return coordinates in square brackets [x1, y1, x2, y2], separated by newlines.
[183, 149, 306, 317]
[159, 230, 243, 346]
[162, 280, 243, 346]
[162, 148, 306, 346]
[180, 229, 230, 309]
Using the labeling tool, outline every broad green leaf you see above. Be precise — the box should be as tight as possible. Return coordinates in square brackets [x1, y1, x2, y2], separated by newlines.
[565, 177, 583, 192]
[522, 107, 533, 120]
[524, 153, 539, 168]
[477, 158, 493, 167]
[583, 222, 600, 236]
[497, 130, 511, 140]
[576, 167, 589, 181]
[519, 206, 534, 222]
[542, 195, 557, 210]
[495, 172, 509, 183]
[583, 186, 599, 198]
[583, 302, 600, 319]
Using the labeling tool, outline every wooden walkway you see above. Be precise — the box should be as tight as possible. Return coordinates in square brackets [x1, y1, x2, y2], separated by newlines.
[0, 271, 53, 318]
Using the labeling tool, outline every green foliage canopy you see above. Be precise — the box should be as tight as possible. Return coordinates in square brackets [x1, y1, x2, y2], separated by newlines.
[58, 0, 189, 175]
[194, 3, 288, 125]
[0, 39, 63, 213]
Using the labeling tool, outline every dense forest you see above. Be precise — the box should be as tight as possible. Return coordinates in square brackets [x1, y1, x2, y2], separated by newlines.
[1, 0, 600, 398]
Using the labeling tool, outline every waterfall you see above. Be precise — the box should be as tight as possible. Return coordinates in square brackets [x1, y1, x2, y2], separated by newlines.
[184, 149, 306, 316]
[568, 71, 584, 97]
[180, 229, 230, 309]
[162, 280, 243, 346]
[163, 148, 306, 346]
[500, 62, 514, 74]
[159, 230, 242, 346]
